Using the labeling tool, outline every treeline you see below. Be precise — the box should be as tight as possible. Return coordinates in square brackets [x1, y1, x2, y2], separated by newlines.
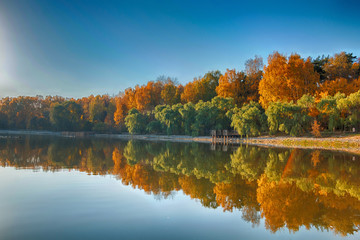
[231, 90, 360, 136]
[0, 51, 359, 135]
[0, 95, 116, 132]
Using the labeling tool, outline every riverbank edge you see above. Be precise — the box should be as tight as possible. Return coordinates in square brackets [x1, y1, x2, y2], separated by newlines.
[243, 137, 360, 155]
[1, 130, 359, 155]
[0, 130, 213, 143]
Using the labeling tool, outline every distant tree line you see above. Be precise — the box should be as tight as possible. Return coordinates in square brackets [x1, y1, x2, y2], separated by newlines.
[0, 51, 359, 136]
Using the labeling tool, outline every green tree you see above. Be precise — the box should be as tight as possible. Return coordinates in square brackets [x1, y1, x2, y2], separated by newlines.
[231, 102, 267, 137]
[337, 90, 360, 130]
[146, 120, 165, 134]
[178, 102, 196, 135]
[317, 93, 345, 131]
[153, 104, 183, 135]
[125, 108, 147, 134]
[312, 55, 329, 83]
[266, 102, 311, 136]
[211, 97, 235, 127]
[192, 101, 220, 136]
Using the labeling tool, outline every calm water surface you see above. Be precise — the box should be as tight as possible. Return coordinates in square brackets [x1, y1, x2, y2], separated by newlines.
[0, 134, 359, 239]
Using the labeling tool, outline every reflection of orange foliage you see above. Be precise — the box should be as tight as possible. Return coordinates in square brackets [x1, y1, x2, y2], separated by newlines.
[257, 175, 318, 233]
[2, 142, 360, 236]
[257, 174, 360, 236]
[316, 191, 360, 236]
[213, 176, 261, 226]
[318, 191, 360, 211]
[112, 148, 125, 174]
[112, 148, 180, 195]
[178, 175, 217, 208]
[311, 150, 321, 167]
[213, 176, 258, 212]
[281, 149, 297, 179]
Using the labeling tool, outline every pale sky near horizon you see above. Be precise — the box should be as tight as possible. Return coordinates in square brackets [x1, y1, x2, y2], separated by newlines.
[0, 0, 359, 98]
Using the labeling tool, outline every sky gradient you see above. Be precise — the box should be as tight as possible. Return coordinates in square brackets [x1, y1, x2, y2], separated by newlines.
[0, 0, 360, 98]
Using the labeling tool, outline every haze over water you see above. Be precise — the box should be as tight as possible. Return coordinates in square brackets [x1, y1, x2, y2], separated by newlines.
[0, 134, 359, 239]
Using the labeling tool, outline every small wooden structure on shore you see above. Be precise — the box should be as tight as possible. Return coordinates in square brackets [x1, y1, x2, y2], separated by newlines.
[210, 130, 240, 144]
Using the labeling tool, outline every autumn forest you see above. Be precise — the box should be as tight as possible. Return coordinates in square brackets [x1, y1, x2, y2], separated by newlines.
[1, 51, 360, 136]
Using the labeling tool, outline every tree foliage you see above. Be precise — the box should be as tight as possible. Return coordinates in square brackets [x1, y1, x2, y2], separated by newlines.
[1, 51, 360, 136]
[124, 108, 147, 134]
[231, 102, 267, 137]
[259, 52, 320, 108]
[181, 71, 221, 103]
[266, 102, 311, 136]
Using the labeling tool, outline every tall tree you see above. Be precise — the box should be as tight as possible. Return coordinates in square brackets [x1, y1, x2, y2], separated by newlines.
[230, 102, 267, 137]
[312, 55, 329, 83]
[89, 95, 107, 123]
[124, 108, 147, 134]
[160, 77, 183, 105]
[181, 70, 221, 103]
[114, 94, 129, 129]
[50, 101, 84, 131]
[323, 52, 359, 81]
[216, 69, 247, 106]
[259, 52, 320, 108]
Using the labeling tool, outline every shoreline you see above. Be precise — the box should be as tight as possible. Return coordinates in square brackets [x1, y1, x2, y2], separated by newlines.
[241, 135, 360, 155]
[0, 130, 213, 143]
[0, 130, 359, 155]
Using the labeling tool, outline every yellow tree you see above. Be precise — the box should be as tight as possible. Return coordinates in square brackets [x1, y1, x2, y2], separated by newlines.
[216, 69, 247, 106]
[114, 96, 128, 127]
[181, 71, 221, 103]
[161, 82, 183, 105]
[259, 52, 320, 108]
[134, 81, 164, 111]
[181, 81, 197, 103]
[320, 77, 360, 96]
[323, 52, 359, 81]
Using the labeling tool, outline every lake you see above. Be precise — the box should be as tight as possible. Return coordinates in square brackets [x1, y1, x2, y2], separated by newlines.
[0, 134, 359, 239]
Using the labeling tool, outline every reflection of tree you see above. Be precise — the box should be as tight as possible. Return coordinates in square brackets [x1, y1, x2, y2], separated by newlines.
[311, 150, 321, 167]
[229, 146, 268, 181]
[1, 135, 360, 236]
[257, 175, 360, 236]
[316, 191, 360, 236]
[124, 140, 233, 183]
[214, 175, 260, 226]
[179, 176, 217, 208]
[257, 175, 319, 233]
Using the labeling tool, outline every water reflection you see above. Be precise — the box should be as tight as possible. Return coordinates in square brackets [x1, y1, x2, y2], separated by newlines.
[0, 135, 359, 236]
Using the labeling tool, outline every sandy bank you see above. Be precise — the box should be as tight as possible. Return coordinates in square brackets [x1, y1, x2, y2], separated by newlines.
[242, 135, 360, 155]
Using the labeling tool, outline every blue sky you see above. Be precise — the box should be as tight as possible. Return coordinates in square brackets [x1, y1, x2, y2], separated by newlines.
[0, 0, 359, 98]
